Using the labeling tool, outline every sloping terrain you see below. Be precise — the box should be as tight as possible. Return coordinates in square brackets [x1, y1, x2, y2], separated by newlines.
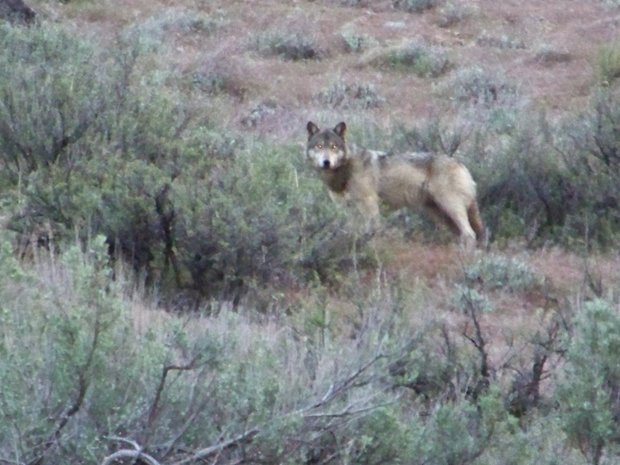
[31, 0, 619, 140]
[19, 0, 620, 323]
[3, 1, 620, 464]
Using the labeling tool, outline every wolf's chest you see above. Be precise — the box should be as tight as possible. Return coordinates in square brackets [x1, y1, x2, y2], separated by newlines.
[320, 163, 353, 194]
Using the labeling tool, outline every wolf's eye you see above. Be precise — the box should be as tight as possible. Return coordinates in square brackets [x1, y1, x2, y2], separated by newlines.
[330, 144, 338, 150]
[316, 143, 323, 149]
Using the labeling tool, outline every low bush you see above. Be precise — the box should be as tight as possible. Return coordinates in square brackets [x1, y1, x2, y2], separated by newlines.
[170, 143, 371, 300]
[253, 31, 322, 61]
[476, 33, 525, 50]
[437, 66, 518, 108]
[393, 0, 441, 13]
[0, 22, 108, 173]
[317, 79, 385, 109]
[437, 2, 471, 28]
[340, 29, 378, 53]
[361, 41, 450, 78]
[462, 253, 544, 293]
[385, 41, 451, 77]
[557, 298, 620, 465]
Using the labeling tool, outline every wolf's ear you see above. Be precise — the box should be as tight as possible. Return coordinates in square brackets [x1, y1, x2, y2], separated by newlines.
[334, 122, 346, 139]
[307, 121, 320, 139]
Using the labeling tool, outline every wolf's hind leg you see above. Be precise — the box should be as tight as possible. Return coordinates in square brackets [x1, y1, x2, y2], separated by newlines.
[428, 195, 476, 248]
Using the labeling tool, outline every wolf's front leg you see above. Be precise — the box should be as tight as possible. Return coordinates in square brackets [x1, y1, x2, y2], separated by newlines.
[357, 194, 381, 233]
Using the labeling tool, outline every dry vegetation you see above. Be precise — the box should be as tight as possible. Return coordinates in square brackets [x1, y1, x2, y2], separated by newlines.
[1, 0, 620, 464]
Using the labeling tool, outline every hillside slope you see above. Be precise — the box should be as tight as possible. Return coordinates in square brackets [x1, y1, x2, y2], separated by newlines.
[30, 0, 619, 140]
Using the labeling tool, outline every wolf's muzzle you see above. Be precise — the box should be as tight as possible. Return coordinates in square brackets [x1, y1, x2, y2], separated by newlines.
[322, 160, 331, 169]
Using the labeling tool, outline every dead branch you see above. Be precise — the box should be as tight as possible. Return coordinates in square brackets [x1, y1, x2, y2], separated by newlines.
[0, 458, 25, 465]
[100, 449, 162, 465]
[100, 354, 386, 465]
[461, 288, 491, 398]
[301, 353, 385, 414]
[101, 436, 163, 465]
[159, 374, 217, 460]
[171, 429, 260, 465]
[143, 357, 205, 447]
[304, 398, 395, 420]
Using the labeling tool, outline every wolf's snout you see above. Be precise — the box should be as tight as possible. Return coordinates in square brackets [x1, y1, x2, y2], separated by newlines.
[322, 160, 331, 169]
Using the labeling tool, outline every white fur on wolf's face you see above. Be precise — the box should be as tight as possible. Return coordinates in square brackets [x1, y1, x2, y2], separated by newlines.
[306, 128, 347, 170]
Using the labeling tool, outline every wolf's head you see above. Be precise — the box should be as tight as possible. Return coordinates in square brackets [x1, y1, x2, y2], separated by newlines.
[306, 121, 348, 170]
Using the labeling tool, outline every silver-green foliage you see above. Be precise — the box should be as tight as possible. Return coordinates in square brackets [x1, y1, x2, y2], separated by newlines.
[0, 23, 107, 172]
[557, 299, 620, 465]
[464, 253, 543, 293]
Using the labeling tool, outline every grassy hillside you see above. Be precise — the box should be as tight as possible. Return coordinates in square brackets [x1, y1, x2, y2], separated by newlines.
[1, 1, 620, 464]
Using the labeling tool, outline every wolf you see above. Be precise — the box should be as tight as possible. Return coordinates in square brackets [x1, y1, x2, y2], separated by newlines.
[306, 121, 485, 248]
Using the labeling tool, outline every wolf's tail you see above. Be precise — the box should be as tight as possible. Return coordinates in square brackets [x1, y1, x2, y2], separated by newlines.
[467, 201, 486, 242]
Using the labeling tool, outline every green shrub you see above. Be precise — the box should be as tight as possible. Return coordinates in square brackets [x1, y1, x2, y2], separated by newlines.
[170, 143, 371, 299]
[254, 31, 322, 61]
[394, 0, 441, 13]
[469, 111, 575, 244]
[0, 22, 369, 299]
[437, 2, 471, 28]
[452, 284, 495, 313]
[129, 7, 221, 39]
[557, 298, 620, 465]
[317, 80, 385, 109]
[0, 236, 420, 465]
[476, 33, 525, 50]
[0, 232, 602, 465]
[0, 235, 166, 464]
[385, 41, 451, 77]
[0, 23, 107, 173]
[555, 87, 620, 247]
[469, 88, 620, 248]
[462, 253, 543, 293]
[0, 21, 212, 273]
[437, 66, 518, 107]
[392, 116, 468, 155]
[340, 29, 378, 53]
